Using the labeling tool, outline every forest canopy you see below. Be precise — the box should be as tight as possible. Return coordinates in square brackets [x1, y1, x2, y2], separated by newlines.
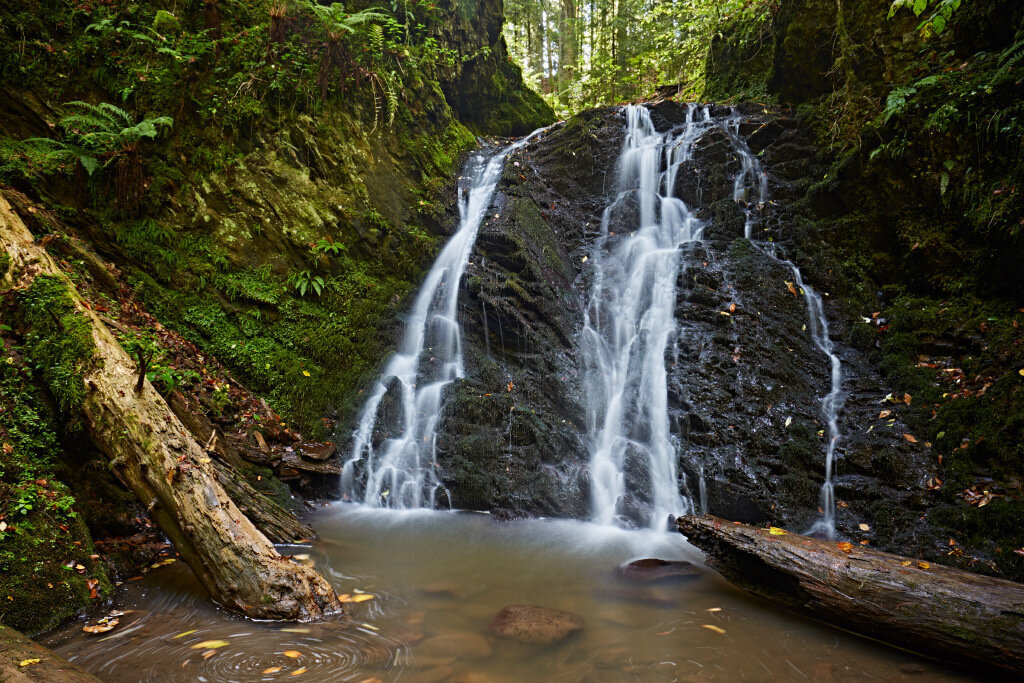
[503, 0, 778, 114]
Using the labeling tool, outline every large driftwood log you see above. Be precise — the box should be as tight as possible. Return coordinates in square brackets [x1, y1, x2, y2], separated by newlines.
[0, 196, 340, 621]
[678, 514, 1024, 676]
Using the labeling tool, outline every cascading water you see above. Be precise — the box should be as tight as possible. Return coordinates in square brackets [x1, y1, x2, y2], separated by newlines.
[581, 105, 711, 529]
[341, 130, 544, 509]
[584, 104, 843, 534]
[721, 113, 844, 538]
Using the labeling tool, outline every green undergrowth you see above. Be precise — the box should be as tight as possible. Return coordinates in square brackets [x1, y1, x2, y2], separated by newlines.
[0, 351, 110, 636]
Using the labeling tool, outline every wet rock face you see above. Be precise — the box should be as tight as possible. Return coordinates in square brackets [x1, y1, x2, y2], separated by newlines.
[616, 559, 701, 583]
[434, 101, 932, 547]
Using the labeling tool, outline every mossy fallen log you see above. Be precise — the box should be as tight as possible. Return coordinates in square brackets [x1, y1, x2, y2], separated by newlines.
[0, 196, 340, 621]
[678, 514, 1024, 676]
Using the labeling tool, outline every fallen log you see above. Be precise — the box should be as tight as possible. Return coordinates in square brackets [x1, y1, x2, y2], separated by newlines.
[678, 514, 1024, 676]
[0, 195, 340, 621]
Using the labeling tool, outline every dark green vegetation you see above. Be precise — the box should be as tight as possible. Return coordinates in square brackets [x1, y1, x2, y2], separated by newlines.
[0, 0, 550, 633]
[705, 0, 1024, 580]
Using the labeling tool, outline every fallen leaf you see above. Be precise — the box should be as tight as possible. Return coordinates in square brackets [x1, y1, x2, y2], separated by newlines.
[837, 542, 853, 553]
[785, 280, 797, 296]
[280, 628, 311, 634]
[283, 650, 302, 658]
[901, 560, 913, 566]
[19, 658, 41, 667]
[263, 667, 284, 674]
[878, 410, 891, 419]
[290, 668, 308, 676]
[701, 624, 726, 635]
[858, 523, 870, 531]
[784, 416, 792, 428]
[903, 433, 918, 443]
[202, 650, 217, 660]
[903, 393, 912, 405]
[172, 630, 198, 639]
[706, 607, 722, 612]
[860, 540, 869, 545]
[917, 561, 930, 570]
[729, 303, 736, 313]
[768, 527, 787, 536]
[1019, 369, 1024, 377]
[191, 640, 229, 650]
[2, 442, 12, 454]
[82, 618, 119, 634]
[301, 370, 311, 377]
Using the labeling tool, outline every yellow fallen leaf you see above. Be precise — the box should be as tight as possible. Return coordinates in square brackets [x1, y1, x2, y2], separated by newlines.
[82, 618, 119, 634]
[701, 624, 726, 635]
[191, 640, 229, 650]
[901, 560, 912, 566]
[903, 433, 918, 443]
[283, 650, 302, 658]
[785, 281, 797, 296]
[350, 594, 375, 603]
[858, 523, 870, 531]
[706, 607, 722, 612]
[202, 650, 217, 660]
[172, 630, 198, 639]
[290, 668, 308, 676]
[263, 667, 284, 674]
[837, 542, 853, 553]
[301, 370, 311, 377]
[19, 658, 41, 667]
[1019, 369, 1024, 376]
[768, 527, 787, 536]
[917, 561, 930, 570]
[280, 628, 311, 634]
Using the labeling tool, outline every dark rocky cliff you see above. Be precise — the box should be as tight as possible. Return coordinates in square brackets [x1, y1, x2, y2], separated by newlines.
[432, 102, 938, 559]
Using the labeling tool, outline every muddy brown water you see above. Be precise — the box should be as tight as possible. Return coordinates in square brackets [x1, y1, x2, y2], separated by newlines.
[45, 506, 973, 681]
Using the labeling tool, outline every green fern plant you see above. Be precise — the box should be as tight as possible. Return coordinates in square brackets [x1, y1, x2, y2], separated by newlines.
[23, 102, 172, 215]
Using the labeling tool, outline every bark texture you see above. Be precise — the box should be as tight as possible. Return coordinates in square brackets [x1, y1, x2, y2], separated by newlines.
[678, 514, 1024, 676]
[0, 196, 340, 621]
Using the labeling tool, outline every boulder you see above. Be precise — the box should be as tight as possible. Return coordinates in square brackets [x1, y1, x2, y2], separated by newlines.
[615, 558, 701, 583]
[487, 605, 584, 645]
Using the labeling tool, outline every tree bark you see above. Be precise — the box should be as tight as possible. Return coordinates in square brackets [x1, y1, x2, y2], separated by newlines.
[0, 195, 340, 621]
[678, 514, 1024, 677]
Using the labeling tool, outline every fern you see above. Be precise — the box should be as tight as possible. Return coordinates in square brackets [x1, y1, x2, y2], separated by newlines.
[369, 23, 385, 58]
[990, 35, 1024, 86]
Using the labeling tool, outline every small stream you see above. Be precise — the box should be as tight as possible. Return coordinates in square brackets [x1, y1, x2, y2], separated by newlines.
[45, 509, 971, 682]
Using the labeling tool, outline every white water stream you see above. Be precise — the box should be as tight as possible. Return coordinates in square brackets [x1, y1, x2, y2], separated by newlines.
[722, 112, 844, 537]
[581, 105, 710, 528]
[582, 105, 842, 534]
[341, 129, 544, 508]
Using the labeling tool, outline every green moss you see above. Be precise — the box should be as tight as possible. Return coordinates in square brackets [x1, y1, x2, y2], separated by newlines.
[17, 275, 96, 414]
[0, 251, 10, 278]
[0, 358, 111, 636]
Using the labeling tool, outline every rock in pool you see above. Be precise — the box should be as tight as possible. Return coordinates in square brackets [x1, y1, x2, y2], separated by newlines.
[616, 558, 700, 583]
[487, 605, 584, 645]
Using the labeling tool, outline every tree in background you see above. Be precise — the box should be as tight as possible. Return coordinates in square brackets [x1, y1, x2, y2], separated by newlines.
[504, 0, 778, 115]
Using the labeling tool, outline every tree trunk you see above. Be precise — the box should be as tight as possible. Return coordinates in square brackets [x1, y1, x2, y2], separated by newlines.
[678, 514, 1024, 677]
[0, 195, 340, 621]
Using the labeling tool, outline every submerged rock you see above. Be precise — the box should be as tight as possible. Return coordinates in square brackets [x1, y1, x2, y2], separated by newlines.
[615, 558, 701, 583]
[487, 604, 584, 645]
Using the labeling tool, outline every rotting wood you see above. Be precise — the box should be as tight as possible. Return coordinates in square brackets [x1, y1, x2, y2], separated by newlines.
[0, 195, 340, 621]
[678, 514, 1024, 676]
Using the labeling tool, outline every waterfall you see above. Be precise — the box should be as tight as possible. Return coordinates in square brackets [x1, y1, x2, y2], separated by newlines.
[584, 104, 843, 534]
[341, 129, 545, 509]
[581, 104, 710, 528]
[721, 113, 844, 538]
